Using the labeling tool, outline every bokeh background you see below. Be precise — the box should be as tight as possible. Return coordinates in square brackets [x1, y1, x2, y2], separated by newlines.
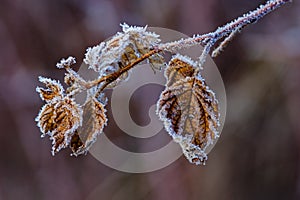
[0, 0, 299, 199]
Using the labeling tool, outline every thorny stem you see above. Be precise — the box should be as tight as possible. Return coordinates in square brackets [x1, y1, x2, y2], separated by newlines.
[72, 0, 290, 94]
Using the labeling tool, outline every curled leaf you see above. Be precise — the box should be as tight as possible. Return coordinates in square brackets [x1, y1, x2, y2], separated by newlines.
[36, 97, 82, 155]
[36, 77, 82, 155]
[84, 23, 164, 87]
[70, 95, 107, 156]
[36, 77, 64, 102]
[157, 54, 219, 165]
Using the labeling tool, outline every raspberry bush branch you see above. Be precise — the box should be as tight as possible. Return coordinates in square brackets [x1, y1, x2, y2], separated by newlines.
[35, 0, 290, 164]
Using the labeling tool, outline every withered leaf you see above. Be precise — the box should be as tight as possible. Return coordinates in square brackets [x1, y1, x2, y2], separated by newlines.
[70, 96, 107, 156]
[157, 55, 219, 165]
[36, 76, 64, 102]
[84, 24, 164, 88]
[36, 97, 82, 155]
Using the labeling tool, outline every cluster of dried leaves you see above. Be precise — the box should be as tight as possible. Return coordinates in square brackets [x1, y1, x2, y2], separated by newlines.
[36, 76, 107, 156]
[35, 0, 289, 164]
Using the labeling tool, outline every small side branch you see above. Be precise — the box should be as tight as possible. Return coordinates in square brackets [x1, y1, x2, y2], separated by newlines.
[212, 28, 240, 58]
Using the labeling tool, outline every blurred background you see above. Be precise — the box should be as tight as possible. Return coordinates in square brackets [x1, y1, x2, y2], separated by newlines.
[0, 0, 299, 199]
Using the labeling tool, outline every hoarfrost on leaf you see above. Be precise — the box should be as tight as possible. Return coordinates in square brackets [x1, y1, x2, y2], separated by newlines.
[157, 55, 220, 165]
[35, 96, 82, 155]
[83, 23, 164, 87]
[70, 93, 107, 156]
[36, 76, 64, 103]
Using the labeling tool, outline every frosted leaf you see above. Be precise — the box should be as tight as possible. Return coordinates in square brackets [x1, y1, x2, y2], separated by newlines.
[83, 42, 106, 71]
[35, 97, 82, 155]
[70, 95, 107, 156]
[157, 55, 219, 165]
[120, 23, 162, 46]
[83, 23, 164, 87]
[36, 76, 64, 103]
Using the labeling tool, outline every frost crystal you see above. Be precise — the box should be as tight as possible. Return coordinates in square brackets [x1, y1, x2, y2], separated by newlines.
[56, 56, 76, 69]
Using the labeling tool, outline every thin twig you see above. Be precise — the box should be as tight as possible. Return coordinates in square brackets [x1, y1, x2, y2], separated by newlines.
[212, 27, 241, 58]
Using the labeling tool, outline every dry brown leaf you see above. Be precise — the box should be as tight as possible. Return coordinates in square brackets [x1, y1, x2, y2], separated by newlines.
[157, 55, 219, 165]
[36, 77, 64, 102]
[84, 24, 164, 88]
[36, 97, 82, 155]
[70, 95, 107, 156]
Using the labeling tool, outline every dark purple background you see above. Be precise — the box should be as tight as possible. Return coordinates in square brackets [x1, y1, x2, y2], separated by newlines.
[0, 0, 299, 199]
